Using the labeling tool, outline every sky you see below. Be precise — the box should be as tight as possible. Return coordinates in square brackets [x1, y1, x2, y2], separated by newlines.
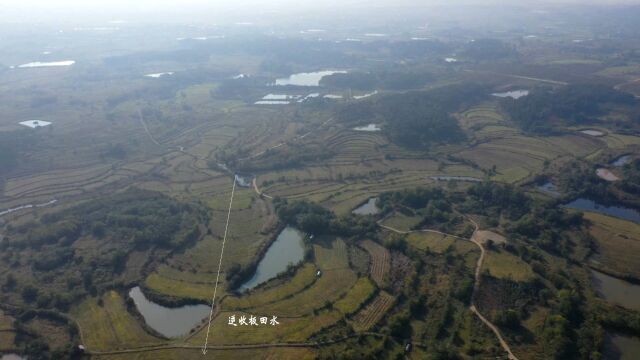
[1, 0, 639, 24]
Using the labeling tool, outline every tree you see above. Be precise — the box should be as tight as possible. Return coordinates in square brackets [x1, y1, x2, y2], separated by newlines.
[22, 285, 39, 303]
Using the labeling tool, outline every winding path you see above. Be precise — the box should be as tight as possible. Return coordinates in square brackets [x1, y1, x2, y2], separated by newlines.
[379, 215, 518, 360]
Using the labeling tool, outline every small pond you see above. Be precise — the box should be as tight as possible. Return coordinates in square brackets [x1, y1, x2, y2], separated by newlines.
[128, 287, 210, 338]
[611, 155, 631, 167]
[596, 168, 620, 182]
[18, 60, 75, 68]
[353, 91, 378, 99]
[492, 90, 530, 99]
[1, 355, 26, 360]
[254, 100, 289, 105]
[19, 120, 52, 128]
[581, 129, 605, 137]
[604, 333, 640, 360]
[537, 181, 561, 196]
[239, 227, 305, 291]
[145, 72, 174, 78]
[353, 124, 381, 132]
[564, 198, 640, 224]
[353, 197, 380, 215]
[274, 70, 346, 87]
[262, 94, 300, 100]
[591, 270, 640, 311]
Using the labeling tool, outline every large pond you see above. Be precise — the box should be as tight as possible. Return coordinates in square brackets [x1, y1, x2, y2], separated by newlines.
[604, 333, 640, 360]
[274, 70, 346, 87]
[128, 287, 210, 338]
[591, 270, 640, 311]
[353, 197, 380, 215]
[564, 198, 640, 224]
[239, 227, 306, 291]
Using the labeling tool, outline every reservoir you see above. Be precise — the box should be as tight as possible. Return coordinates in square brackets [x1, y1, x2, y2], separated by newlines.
[564, 198, 640, 224]
[239, 227, 305, 291]
[128, 287, 210, 338]
[590, 269, 640, 311]
[353, 197, 380, 215]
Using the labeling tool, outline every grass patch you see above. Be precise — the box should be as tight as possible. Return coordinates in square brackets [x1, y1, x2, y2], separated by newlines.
[484, 250, 535, 282]
[407, 232, 457, 253]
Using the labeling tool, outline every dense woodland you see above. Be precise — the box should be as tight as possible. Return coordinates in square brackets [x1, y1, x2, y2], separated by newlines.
[337, 84, 488, 149]
[320, 71, 434, 91]
[501, 84, 638, 134]
[1, 190, 206, 312]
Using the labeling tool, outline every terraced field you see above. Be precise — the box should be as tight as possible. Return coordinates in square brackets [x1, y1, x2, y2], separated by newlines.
[351, 291, 395, 331]
[359, 240, 390, 286]
[72, 291, 162, 351]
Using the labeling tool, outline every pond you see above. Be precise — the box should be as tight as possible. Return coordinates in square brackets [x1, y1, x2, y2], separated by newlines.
[1, 354, 26, 360]
[274, 70, 346, 87]
[564, 198, 640, 223]
[17, 60, 75, 68]
[604, 333, 640, 360]
[596, 168, 620, 182]
[611, 155, 631, 167]
[431, 176, 482, 182]
[591, 270, 640, 311]
[128, 287, 210, 338]
[19, 120, 52, 128]
[353, 91, 378, 99]
[537, 181, 561, 196]
[239, 227, 306, 291]
[492, 90, 530, 99]
[262, 94, 300, 100]
[145, 72, 174, 78]
[353, 124, 381, 132]
[254, 100, 289, 105]
[580, 129, 605, 137]
[353, 197, 380, 215]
